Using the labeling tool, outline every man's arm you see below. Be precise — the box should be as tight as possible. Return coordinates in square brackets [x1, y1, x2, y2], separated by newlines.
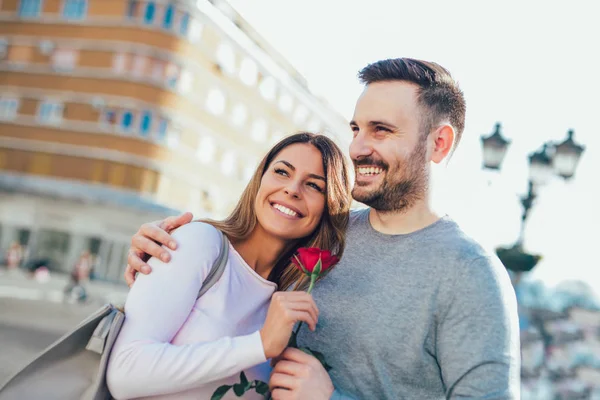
[124, 212, 193, 286]
[437, 256, 521, 399]
[269, 348, 357, 400]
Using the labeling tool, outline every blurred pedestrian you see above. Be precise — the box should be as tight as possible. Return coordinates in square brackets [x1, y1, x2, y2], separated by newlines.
[63, 250, 92, 303]
[6, 241, 23, 270]
[75, 250, 92, 283]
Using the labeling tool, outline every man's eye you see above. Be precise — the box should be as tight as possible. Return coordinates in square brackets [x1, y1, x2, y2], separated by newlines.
[375, 126, 390, 132]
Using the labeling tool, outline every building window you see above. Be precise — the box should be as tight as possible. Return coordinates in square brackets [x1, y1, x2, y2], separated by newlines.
[100, 108, 117, 127]
[177, 70, 193, 93]
[162, 3, 174, 29]
[131, 55, 147, 78]
[120, 110, 134, 131]
[19, 0, 42, 18]
[206, 88, 226, 116]
[278, 92, 293, 114]
[188, 19, 203, 43]
[243, 162, 256, 182]
[156, 117, 168, 142]
[150, 59, 164, 81]
[196, 136, 216, 163]
[51, 49, 78, 71]
[164, 63, 180, 88]
[259, 76, 276, 101]
[200, 189, 214, 213]
[126, 0, 139, 19]
[0, 39, 8, 60]
[143, 2, 156, 24]
[140, 111, 152, 137]
[239, 57, 257, 86]
[37, 100, 64, 125]
[251, 119, 268, 142]
[230, 103, 247, 127]
[270, 130, 284, 145]
[166, 125, 180, 149]
[0, 98, 19, 121]
[112, 53, 128, 74]
[308, 118, 322, 133]
[220, 151, 237, 177]
[293, 105, 309, 125]
[179, 12, 190, 36]
[34, 230, 71, 271]
[38, 39, 55, 56]
[63, 0, 87, 20]
[216, 42, 236, 75]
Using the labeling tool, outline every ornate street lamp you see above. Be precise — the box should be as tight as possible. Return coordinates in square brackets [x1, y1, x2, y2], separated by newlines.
[496, 181, 542, 274]
[486, 126, 588, 379]
[552, 129, 586, 180]
[481, 122, 511, 170]
[480, 124, 586, 274]
[496, 245, 542, 273]
[528, 144, 554, 189]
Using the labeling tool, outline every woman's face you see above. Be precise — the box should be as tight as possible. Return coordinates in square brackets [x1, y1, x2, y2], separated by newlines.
[255, 143, 327, 241]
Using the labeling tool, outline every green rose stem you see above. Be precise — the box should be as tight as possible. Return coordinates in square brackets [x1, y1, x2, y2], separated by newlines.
[289, 269, 318, 345]
[286, 258, 332, 372]
[287, 256, 321, 351]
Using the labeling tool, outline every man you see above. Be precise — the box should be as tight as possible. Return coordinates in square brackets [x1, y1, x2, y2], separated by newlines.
[125, 58, 520, 399]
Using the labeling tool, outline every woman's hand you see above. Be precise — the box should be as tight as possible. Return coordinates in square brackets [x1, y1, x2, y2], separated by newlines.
[260, 292, 319, 359]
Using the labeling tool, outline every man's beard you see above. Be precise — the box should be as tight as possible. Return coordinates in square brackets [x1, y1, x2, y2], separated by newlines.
[352, 138, 428, 213]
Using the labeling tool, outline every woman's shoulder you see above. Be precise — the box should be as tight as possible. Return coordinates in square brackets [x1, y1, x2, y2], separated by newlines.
[161, 222, 224, 278]
[170, 221, 223, 251]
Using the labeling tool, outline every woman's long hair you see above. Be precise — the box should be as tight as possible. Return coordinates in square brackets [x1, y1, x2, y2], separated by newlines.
[201, 132, 351, 291]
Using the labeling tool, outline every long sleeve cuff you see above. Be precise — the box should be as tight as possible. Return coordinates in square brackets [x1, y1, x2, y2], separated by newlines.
[235, 330, 267, 367]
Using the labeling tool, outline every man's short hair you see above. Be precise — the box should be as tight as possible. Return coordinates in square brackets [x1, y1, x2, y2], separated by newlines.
[358, 58, 466, 150]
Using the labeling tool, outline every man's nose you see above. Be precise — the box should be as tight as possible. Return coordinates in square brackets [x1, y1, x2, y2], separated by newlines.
[349, 131, 373, 160]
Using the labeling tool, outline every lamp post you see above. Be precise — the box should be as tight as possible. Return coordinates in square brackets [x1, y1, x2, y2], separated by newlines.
[480, 124, 586, 277]
[483, 125, 587, 388]
[480, 122, 511, 170]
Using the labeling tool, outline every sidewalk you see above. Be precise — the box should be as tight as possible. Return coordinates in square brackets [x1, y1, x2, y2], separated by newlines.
[0, 267, 129, 306]
[0, 268, 130, 337]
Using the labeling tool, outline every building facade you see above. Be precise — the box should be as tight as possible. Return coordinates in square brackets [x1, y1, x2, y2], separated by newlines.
[0, 0, 351, 281]
[517, 280, 600, 399]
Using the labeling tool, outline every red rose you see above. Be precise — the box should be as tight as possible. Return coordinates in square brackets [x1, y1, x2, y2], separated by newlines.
[292, 247, 339, 276]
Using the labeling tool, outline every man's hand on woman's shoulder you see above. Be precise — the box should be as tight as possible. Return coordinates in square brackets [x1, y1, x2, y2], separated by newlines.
[124, 212, 194, 286]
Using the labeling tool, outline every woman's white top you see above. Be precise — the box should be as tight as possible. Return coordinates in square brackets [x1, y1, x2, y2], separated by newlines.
[107, 222, 277, 399]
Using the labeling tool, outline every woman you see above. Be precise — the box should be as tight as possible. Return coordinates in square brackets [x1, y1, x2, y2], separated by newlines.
[107, 133, 351, 399]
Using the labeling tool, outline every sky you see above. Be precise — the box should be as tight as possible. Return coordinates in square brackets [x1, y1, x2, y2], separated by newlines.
[228, 0, 599, 292]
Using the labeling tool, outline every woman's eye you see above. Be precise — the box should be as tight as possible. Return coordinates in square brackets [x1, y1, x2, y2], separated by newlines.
[275, 168, 289, 176]
[307, 182, 324, 193]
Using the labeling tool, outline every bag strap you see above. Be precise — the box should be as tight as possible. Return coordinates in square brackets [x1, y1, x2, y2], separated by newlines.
[197, 230, 229, 299]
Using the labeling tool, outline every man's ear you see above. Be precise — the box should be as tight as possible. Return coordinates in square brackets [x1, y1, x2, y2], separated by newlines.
[430, 124, 455, 164]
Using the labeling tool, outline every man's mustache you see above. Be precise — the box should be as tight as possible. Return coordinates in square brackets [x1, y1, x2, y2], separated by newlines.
[353, 158, 388, 169]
